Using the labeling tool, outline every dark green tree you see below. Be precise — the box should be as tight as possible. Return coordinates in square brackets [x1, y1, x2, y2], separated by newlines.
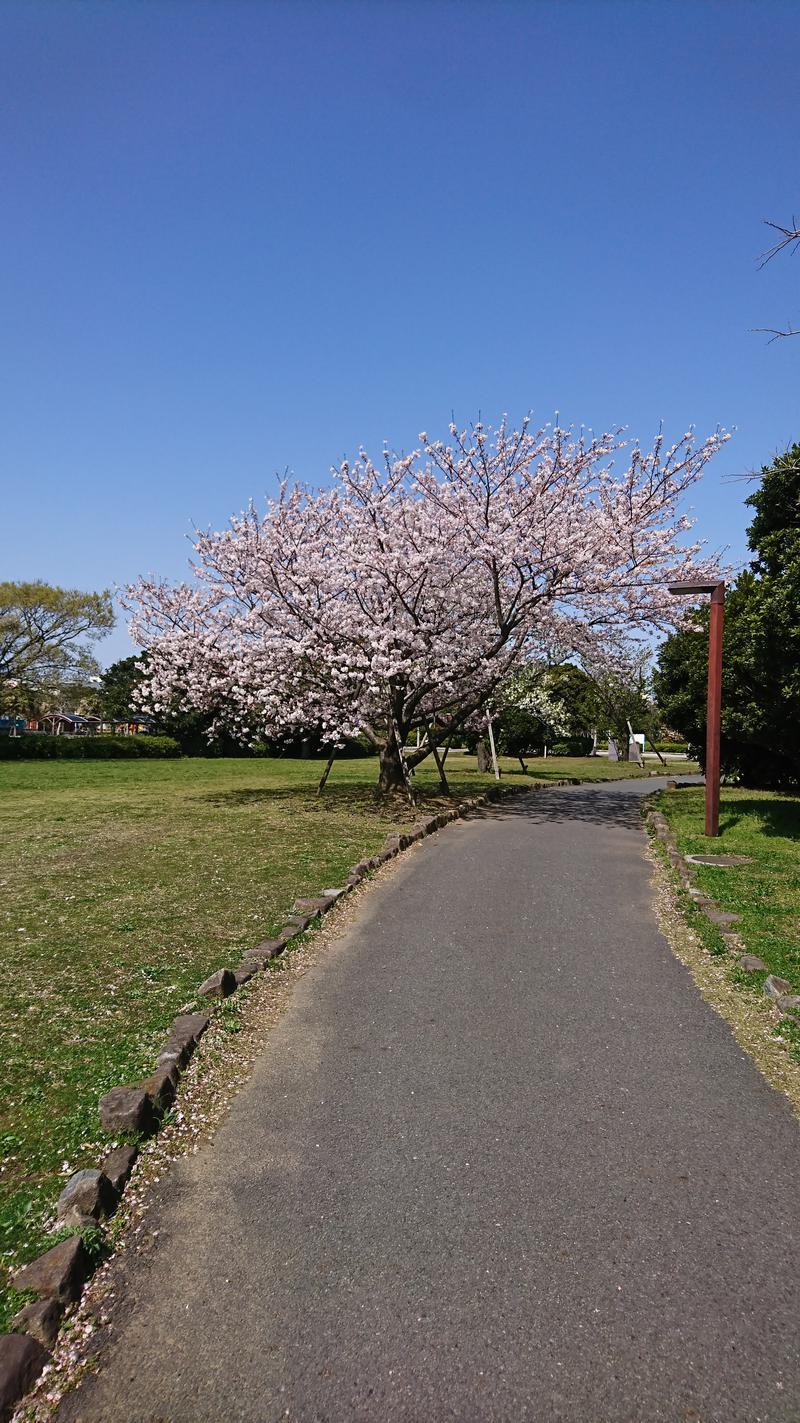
[97, 655, 146, 720]
[653, 444, 800, 788]
[589, 664, 656, 760]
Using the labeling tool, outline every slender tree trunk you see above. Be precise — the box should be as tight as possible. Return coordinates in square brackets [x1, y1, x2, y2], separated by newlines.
[316, 746, 336, 795]
[428, 726, 450, 794]
[645, 734, 667, 767]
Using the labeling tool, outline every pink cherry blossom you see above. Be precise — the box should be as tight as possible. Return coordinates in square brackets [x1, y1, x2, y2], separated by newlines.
[127, 415, 728, 794]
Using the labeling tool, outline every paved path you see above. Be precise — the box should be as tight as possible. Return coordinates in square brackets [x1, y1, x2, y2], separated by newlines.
[61, 779, 800, 1422]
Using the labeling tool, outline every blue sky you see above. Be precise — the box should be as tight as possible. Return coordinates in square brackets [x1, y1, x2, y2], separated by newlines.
[2, 0, 798, 666]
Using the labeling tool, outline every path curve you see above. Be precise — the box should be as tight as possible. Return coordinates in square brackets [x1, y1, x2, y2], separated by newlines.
[59, 778, 800, 1422]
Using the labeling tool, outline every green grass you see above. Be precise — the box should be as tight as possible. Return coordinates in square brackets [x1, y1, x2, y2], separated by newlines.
[656, 787, 800, 1056]
[0, 750, 687, 1329]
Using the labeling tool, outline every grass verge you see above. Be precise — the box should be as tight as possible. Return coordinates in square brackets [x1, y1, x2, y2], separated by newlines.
[654, 786, 800, 1072]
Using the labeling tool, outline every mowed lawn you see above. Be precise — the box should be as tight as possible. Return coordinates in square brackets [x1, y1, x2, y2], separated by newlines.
[0, 751, 675, 1326]
[658, 787, 800, 1055]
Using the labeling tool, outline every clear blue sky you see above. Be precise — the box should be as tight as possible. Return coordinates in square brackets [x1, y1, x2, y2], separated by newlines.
[2, 0, 798, 666]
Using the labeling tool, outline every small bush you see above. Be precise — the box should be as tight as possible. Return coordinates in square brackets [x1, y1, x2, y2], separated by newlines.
[548, 736, 595, 757]
[0, 734, 180, 760]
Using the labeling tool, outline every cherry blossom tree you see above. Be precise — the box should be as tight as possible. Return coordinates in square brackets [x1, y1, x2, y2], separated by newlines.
[128, 416, 727, 795]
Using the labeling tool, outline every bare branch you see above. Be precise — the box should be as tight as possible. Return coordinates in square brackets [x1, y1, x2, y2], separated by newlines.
[757, 216, 800, 269]
[752, 325, 800, 342]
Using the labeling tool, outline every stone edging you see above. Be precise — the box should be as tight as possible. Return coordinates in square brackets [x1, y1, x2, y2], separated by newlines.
[1, 775, 584, 1418]
[645, 799, 800, 1025]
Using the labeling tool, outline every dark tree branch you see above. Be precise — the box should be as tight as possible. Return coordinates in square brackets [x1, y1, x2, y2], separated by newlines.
[758, 217, 800, 269]
[752, 325, 800, 342]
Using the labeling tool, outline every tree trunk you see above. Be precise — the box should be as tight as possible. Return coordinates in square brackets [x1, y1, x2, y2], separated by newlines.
[476, 737, 490, 773]
[378, 740, 407, 795]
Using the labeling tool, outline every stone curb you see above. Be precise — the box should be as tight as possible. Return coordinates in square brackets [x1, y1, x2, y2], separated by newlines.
[645, 797, 800, 1032]
[3, 773, 574, 1410]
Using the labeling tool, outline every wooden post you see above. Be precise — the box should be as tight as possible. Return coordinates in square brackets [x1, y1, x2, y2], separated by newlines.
[316, 746, 336, 796]
[705, 583, 725, 838]
[427, 725, 450, 794]
[487, 716, 500, 779]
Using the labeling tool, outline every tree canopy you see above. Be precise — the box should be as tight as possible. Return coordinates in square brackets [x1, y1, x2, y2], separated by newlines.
[0, 581, 114, 706]
[129, 416, 726, 793]
[654, 444, 800, 788]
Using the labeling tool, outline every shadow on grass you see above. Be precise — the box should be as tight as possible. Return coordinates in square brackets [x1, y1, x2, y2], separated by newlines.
[718, 796, 800, 841]
[198, 782, 464, 815]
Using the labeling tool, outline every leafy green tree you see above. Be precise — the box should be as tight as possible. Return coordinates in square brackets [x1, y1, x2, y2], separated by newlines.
[98, 654, 244, 753]
[490, 663, 598, 766]
[588, 663, 656, 760]
[654, 444, 800, 788]
[0, 582, 114, 706]
[97, 655, 147, 721]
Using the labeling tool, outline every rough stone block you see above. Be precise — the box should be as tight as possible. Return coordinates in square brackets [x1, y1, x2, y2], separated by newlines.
[776, 994, 800, 1014]
[702, 908, 741, 928]
[141, 1064, 179, 1112]
[158, 1013, 210, 1069]
[234, 964, 256, 987]
[171, 1012, 210, 1044]
[101, 1144, 138, 1194]
[99, 1086, 154, 1135]
[246, 939, 285, 961]
[241, 950, 278, 972]
[55, 1169, 117, 1227]
[292, 897, 330, 915]
[13, 1236, 91, 1304]
[738, 954, 767, 973]
[198, 968, 236, 999]
[11, 1297, 63, 1349]
[0, 1333, 49, 1420]
[764, 974, 793, 1001]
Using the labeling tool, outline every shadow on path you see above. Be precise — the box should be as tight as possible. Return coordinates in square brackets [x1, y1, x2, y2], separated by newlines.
[473, 776, 703, 832]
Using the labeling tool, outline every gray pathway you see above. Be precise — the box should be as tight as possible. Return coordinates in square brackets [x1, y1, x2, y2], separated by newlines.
[61, 779, 800, 1422]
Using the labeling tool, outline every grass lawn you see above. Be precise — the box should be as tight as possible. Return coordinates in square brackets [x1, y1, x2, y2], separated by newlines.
[0, 750, 690, 1328]
[656, 786, 800, 1057]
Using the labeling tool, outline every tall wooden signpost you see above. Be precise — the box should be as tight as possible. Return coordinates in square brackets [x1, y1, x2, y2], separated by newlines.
[668, 581, 726, 838]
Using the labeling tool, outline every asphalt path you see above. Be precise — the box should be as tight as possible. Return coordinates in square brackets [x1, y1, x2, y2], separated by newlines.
[60, 778, 800, 1422]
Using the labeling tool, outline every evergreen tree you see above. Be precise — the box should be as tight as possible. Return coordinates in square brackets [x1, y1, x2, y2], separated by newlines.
[654, 445, 800, 788]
